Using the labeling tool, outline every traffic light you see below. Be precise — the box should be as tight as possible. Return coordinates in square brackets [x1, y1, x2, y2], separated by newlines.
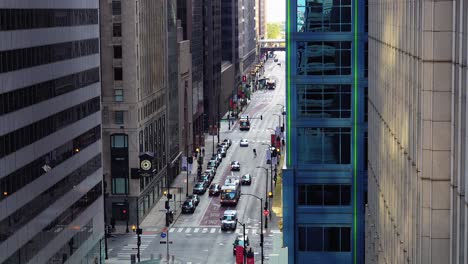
[132, 225, 137, 232]
[268, 191, 273, 198]
[165, 212, 170, 226]
[165, 200, 170, 210]
[167, 193, 173, 199]
[121, 208, 128, 220]
[281, 126, 284, 132]
[163, 190, 167, 196]
[165, 211, 174, 227]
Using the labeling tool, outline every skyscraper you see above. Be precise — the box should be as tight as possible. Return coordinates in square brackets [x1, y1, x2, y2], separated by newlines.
[238, 0, 257, 77]
[283, 0, 368, 263]
[366, 0, 468, 262]
[100, 0, 169, 226]
[0, 2, 104, 263]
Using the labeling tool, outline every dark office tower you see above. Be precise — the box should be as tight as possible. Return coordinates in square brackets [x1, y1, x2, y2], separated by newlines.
[283, 0, 368, 263]
[187, 0, 205, 147]
[167, 0, 181, 178]
[100, 0, 169, 227]
[0, 1, 104, 263]
[366, 0, 468, 263]
[238, 0, 257, 77]
[203, 0, 222, 131]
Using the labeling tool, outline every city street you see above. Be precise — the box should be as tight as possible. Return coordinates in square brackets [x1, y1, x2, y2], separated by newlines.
[106, 52, 286, 264]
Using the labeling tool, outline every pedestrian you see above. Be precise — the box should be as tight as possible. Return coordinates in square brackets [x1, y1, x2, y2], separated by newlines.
[201, 148, 205, 157]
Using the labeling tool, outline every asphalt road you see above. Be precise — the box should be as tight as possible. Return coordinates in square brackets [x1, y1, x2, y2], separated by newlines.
[106, 52, 286, 264]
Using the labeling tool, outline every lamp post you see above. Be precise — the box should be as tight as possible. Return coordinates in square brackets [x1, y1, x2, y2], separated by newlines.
[262, 143, 274, 218]
[241, 193, 264, 263]
[256, 166, 269, 229]
[273, 114, 281, 130]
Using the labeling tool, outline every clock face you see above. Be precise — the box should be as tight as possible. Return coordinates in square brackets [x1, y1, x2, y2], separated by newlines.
[141, 160, 152, 171]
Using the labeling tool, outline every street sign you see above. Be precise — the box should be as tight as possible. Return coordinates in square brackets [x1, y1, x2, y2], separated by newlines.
[160, 232, 166, 238]
[263, 209, 269, 216]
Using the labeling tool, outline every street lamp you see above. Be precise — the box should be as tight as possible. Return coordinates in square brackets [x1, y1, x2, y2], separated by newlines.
[241, 193, 265, 264]
[256, 166, 269, 229]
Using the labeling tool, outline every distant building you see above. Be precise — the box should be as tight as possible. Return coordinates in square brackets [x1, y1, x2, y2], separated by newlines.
[0, 1, 104, 263]
[100, 0, 169, 226]
[283, 0, 368, 263]
[238, 0, 257, 79]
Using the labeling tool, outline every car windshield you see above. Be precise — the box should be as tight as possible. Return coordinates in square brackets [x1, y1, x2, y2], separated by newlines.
[183, 201, 191, 206]
[222, 215, 234, 221]
[210, 185, 217, 189]
[195, 183, 203, 188]
[242, 175, 249, 179]
[188, 195, 196, 199]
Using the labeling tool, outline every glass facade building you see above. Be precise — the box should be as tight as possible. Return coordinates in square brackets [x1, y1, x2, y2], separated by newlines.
[283, 0, 367, 263]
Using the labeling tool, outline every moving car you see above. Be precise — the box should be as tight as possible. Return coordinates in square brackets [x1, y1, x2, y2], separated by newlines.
[241, 174, 252, 185]
[182, 200, 196, 214]
[187, 194, 200, 206]
[231, 161, 240, 171]
[209, 183, 221, 196]
[233, 235, 250, 255]
[220, 210, 238, 231]
[193, 182, 208, 194]
[240, 139, 249, 147]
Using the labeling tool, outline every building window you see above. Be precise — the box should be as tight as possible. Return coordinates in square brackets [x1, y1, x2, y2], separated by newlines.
[297, 127, 351, 164]
[297, 84, 351, 118]
[113, 23, 122, 37]
[297, 0, 351, 32]
[114, 67, 123, 81]
[112, 177, 128, 194]
[111, 134, 128, 148]
[298, 184, 351, 206]
[297, 226, 351, 252]
[114, 111, 124, 124]
[113, 45, 122, 59]
[111, 1, 122, 15]
[296, 41, 351, 76]
[114, 89, 123, 102]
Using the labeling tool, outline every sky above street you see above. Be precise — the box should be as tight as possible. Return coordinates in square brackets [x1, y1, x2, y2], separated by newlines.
[267, 0, 286, 23]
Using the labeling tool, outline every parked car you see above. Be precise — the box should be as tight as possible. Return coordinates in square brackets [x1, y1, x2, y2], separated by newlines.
[198, 174, 212, 184]
[240, 139, 249, 147]
[209, 183, 221, 196]
[241, 174, 252, 185]
[182, 200, 196, 214]
[231, 161, 241, 171]
[187, 194, 200, 206]
[205, 167, 216, 176]
[210, 155, 221, 166]
[193, 182, 208, 194]
[223, 139, 232, 148]
[218, 147, 227, 157]
[208, 160, 218, 169]
[233, 235, 250, 255]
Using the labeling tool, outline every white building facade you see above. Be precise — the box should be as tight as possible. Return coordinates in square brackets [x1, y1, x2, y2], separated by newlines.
[0, 0, 104, 263]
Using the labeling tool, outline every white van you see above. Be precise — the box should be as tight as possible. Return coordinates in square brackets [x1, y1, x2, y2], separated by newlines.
[221, 210, 238, 231]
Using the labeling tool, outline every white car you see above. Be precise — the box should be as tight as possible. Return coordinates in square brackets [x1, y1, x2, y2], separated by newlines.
[240, 139, 249, 147]
[231, 161, 241, 171]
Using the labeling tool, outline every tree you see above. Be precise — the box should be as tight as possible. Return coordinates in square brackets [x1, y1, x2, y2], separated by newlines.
[267, 23, 282, 39]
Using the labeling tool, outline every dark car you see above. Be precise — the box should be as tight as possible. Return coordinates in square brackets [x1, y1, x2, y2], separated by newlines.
[193, 182, 207, 194]
[218, 147, 227, 157]
[187, 194, 200, 206]
[198, 174, 212, 184]
[207, 160, 218, 169]
[209, 184, 221, 196]
[233, 235, 250, 255]
[223, 139, 232, 148]
[241, 174, 252, 185]
[182, 200, 196, 214]
[231, 161, 240, 171]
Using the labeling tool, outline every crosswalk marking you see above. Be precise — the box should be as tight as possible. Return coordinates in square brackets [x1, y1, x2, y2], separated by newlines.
[210, 228, 216, 233]
[177, 228, 183, 232]
[185, 228, 192, 233]
[202, 228, 208, 233]
[169, 228, 175, 232]
[194, 227, 200, 233]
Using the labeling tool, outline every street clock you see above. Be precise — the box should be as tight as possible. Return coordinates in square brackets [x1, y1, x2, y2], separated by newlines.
[140, 159, 152, 171]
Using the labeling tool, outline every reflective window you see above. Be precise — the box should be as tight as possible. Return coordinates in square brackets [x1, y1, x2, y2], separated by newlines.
[0, 68, 100, 115]
[0, 9, 98, 31]
[297, 127, 351, 164]
[3, 183, 102, 264]
[0, 126, 101, 201]
[0, 97, 100, 158]
[297, 0, 351, 32]
[112, 177, 128, 194]
[297, 41, 351, 75]
[298, 184, 351, 206]
[297, 226, 351, 252]
[297, 84, 351, 118]
[0, 39, 99, 73]
[0, 155, 101, 243]
[47, 220, 93, 263]
[114, 89, 124, 102]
